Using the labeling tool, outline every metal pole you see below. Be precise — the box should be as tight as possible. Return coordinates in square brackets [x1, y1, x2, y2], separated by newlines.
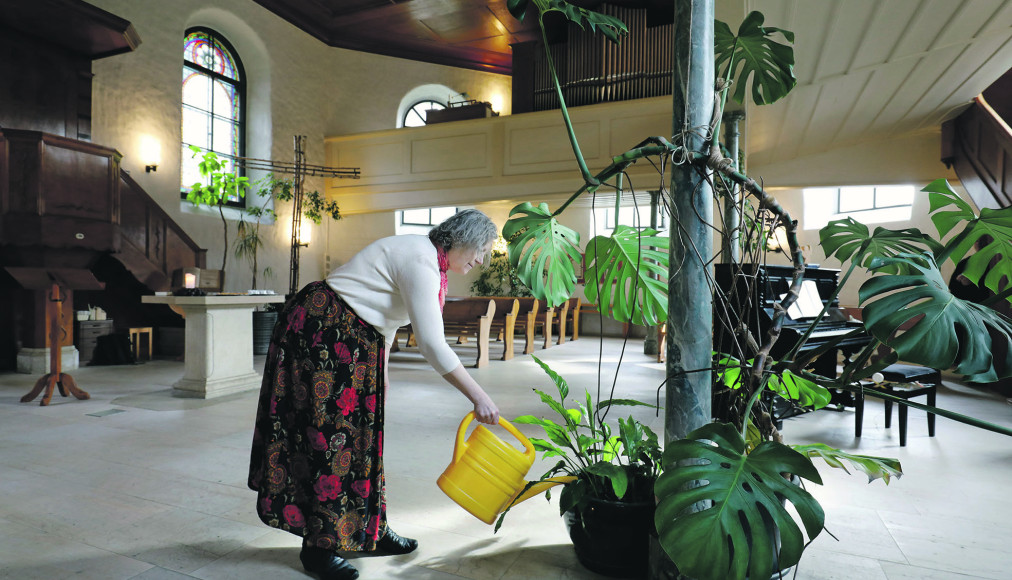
[665, 0, 714, 443]
[289, 136, 306, 296]
[720, 111, 745, 264]
[644, 190, 660, 356]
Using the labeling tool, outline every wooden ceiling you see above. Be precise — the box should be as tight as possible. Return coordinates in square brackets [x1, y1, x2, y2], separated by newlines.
[251, 0, 543, 75]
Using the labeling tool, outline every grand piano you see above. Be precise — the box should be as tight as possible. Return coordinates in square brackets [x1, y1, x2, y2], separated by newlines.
[714, 262, 871, 382]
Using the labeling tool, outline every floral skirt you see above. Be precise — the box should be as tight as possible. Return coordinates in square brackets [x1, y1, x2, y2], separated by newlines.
[248, 281, 387, 552]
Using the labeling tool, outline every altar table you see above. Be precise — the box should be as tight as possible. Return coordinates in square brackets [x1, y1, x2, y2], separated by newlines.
[142, 294, 284, 398]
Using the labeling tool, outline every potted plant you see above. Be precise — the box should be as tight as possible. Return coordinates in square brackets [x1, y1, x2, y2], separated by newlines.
[498, 3, 1012, 580]
[234, 173, 342, 354]
[498, 355, 661, 578]
[186, 145, 251, 277]
[470, 238, 532, 297]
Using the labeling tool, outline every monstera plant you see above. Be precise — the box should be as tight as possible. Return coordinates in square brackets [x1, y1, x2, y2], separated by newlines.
[497, 2, 1012, 580]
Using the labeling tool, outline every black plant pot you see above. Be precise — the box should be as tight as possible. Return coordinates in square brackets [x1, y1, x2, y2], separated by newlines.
[252, 311, 278, 355]
[564, 496, 655, 578]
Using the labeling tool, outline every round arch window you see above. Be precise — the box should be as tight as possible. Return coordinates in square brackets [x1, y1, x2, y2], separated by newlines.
[403, 100, 446, 127]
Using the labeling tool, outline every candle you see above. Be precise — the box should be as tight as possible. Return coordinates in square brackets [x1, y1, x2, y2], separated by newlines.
[184, 273, 196, 289]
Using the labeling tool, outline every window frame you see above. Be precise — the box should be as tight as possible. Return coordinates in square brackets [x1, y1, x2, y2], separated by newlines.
[180, 26, 247, 208]
[402, 99, 446, 128]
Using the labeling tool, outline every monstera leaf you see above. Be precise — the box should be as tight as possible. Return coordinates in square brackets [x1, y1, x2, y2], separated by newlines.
[503, 202, 582, 308]
[819, 217, 942, 273]
[715, 11, 796, 105]
[583, 225, 669, 326]
[507, 0, 628, 42]
[792, 443, 902, 484]
[926, 179, 1012, 298]
[859, 253, 1012, 382]
[655, 423, 824, 580]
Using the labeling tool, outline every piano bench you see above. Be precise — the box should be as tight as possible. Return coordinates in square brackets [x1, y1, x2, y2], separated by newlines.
[855, 364, 939, 447]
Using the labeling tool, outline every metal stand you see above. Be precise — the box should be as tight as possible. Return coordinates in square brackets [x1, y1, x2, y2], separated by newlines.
[230, 135, 360, 295]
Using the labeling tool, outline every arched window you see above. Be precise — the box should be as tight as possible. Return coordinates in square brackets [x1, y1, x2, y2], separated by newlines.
[402, 100, 446, 127]
[181, 27, 246, 204]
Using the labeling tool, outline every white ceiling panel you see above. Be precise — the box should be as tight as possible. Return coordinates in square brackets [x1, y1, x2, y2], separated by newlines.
[740, 0, 1012, 169]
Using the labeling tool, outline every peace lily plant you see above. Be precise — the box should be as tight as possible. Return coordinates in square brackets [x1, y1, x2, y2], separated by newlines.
[498, 1, 1012, 579]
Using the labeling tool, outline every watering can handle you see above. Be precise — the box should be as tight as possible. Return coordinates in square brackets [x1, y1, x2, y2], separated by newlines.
[453, 412, 536, 464]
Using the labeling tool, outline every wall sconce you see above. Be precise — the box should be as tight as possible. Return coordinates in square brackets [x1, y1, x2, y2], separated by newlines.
[297, 221, 312, 247]
[488, 93, 504, 116]
[140, 135, 161, 173]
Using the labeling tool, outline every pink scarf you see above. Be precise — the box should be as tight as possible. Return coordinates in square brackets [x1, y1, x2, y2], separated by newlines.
[433, 241, 448, 312]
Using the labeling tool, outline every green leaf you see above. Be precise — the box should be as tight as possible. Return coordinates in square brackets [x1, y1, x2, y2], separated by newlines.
[715, 11, 796, 105]
[583, 226, 669, 326]
[792, 443, 902, 484]
[504, 203, 582, 308]
[767, 369, 831, 410]
[859, 252, 1012, 381]
[541, 0, 628, 44]
[531, 355, 570, 401]
[596, 397, 659, 411]
[586, 461, 629, 499]
[655, 423, 824, 580]
[819, 217, 943, 272]
[926, 179, 1012, 298]
[506, 0, 529, 22]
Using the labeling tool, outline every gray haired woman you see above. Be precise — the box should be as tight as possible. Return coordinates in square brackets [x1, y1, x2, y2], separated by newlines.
[248, 209, 500, 580]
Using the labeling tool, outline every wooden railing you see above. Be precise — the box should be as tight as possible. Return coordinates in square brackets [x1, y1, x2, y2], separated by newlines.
[942, 96, 1012, 210]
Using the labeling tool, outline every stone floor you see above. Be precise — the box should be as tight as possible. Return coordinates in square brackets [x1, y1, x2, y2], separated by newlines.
[1, 336, 1010, 579]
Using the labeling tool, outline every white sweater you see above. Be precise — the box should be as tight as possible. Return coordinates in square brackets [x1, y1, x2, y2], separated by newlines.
[326, 235, 459, 375]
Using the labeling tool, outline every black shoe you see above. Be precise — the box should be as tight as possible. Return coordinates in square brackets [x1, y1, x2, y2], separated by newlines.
[376, 528, 418, 555]
[300, 546, 359, 580]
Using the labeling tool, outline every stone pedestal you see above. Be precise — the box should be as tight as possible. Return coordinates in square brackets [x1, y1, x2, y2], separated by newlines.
[17, 346, 79, 374]
[142, 295, 284, 398]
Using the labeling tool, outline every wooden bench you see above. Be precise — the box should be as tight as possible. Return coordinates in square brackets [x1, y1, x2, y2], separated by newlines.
[393, 298, 496, 368]
[552, 297, 581, 345]
[510, 297, 540, 355]
[484, 297, 520, 360]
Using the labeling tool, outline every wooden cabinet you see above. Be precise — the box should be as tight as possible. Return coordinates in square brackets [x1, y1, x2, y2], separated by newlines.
[75, 319, 114, 363]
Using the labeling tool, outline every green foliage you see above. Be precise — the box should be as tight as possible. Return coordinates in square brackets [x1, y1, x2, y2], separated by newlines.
[507, 0, 628, 43]
[502, 202, 582, 308]
[505, 356, 661, 524]
[187, 145, 251, 271]
[716, 353, 832, 412]
[655, 423, 825, 580]
[186, 145, 250, 209]
[926, 178, 1012, 297]
[232, 173, 342, 290]
[819, 217, 943, 273]
[715, 11, 797, 106]
[583, 225, 669, 326]
[234, 174, 282, 289]
[792, 443, 902, 484]
[859, 252, 1012, 382]
[470, 248, 532, 297]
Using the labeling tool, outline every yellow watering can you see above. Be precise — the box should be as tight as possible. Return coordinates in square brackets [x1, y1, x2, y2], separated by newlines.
[437, 412, 576, 525]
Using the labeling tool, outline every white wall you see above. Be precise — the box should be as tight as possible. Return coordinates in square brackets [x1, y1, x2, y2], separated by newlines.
[87, 0, 510, 293]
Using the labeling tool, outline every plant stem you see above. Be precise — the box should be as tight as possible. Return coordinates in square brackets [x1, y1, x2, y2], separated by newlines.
[538, 14, 599, 188]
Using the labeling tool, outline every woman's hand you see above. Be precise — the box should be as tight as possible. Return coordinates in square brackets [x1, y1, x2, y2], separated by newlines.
[442, 365, 499, 425]
[472, 394, 500, 425]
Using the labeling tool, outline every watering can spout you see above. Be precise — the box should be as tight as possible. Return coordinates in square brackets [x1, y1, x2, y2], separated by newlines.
[511, 476, 578, 505]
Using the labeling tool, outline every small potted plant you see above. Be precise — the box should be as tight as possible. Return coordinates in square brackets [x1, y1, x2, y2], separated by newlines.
[498, 355, 661, 578]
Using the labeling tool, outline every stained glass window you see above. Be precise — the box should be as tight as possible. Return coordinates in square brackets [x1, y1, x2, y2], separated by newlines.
[181, 28, 245, 204]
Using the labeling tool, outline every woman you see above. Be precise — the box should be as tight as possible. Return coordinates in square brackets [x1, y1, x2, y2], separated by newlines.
[248, 209, 501, 580]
